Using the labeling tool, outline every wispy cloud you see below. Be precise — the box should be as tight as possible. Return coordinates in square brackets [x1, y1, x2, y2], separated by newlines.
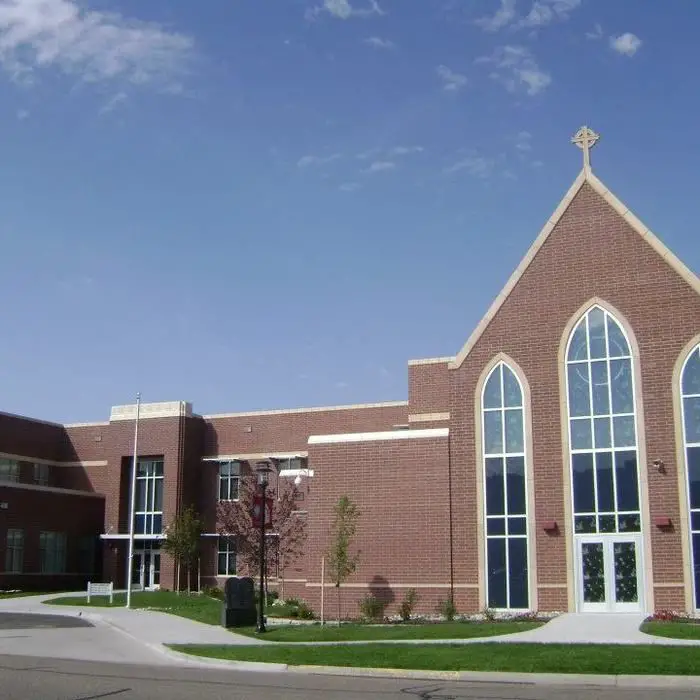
[16, 107, 29, 120]
[476, 0, 581, 32]
[390, 145, 424, 157]
[297, 153, 342, 168]
[99, 91, 127, 115]
[444, 155, 497, 178]
[475, 0, 517, 32]
[515, 130, 533, 152]
[306, 0, 384, 21]
[610, 32, 642, 57]
[339, 181, 361, 192]
[586, 23, 604, 40]
[0, 0, 194, 91]
[515, 0, 581, 30]
[363, 160, 396, 173]
[477, 45, 551, 96]
[364, 36, 395, 50]
[436, 64, 468, 92]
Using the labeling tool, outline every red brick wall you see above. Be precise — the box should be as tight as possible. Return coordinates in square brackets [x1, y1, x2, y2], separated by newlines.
[304, 435, 451, 617]
[204, 404, 408, 456]
[449, 182, 700, 613]
[408, 362, 451, 416]
[0, 413, 64, 461]
[0, 485, 104, 591]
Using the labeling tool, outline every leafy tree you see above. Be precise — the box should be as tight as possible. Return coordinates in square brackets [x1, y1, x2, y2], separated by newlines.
[162, 505, 203, 594]
[326, 495, 361, 626]
[216, 474, 307, 593]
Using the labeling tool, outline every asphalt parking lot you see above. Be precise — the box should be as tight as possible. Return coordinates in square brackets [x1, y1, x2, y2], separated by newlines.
[0, 612, 93, 630]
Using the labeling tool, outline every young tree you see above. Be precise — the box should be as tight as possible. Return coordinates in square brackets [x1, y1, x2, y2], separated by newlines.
[162, 505, 203, 594]
[217, 475, 307, 592]
[326, 495, 361, 626]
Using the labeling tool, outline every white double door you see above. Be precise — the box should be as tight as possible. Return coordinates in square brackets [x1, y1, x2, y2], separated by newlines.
[576, 534, 644, 613]
[132, 548, 161, 590]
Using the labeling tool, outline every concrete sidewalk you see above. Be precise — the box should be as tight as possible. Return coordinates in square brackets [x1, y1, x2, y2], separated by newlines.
[0, 592, 268, 667]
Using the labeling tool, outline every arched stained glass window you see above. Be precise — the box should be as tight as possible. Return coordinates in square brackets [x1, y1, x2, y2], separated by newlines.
[565, 306, 641, 536]
[482, 362, 529, 610]
[681, 344, 700, 608]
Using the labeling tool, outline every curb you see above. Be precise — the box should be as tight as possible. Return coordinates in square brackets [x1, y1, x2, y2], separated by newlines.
[293, 665, 700, 688]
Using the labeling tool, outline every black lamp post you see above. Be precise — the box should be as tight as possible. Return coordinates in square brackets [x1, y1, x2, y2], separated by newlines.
[255, 461, 272, 633]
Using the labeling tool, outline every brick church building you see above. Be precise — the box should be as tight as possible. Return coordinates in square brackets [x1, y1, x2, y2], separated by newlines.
[2, 126, 700, 617]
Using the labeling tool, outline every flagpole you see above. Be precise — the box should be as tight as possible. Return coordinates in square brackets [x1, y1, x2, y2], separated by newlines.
[125, 393, 141, 609]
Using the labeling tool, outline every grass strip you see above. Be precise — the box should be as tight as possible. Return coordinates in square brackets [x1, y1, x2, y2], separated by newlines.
[641, 621, 700, 640]
[170, 642, 700, 675]
[47, 591, 221, 626]
[235, 621, 542, 642]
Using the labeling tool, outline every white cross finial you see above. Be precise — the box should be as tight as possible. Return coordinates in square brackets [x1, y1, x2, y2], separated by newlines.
[571, 126, 600, 172]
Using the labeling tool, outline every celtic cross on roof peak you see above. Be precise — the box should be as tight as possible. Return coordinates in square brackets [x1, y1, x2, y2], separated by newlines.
[571, 126, 600, 171]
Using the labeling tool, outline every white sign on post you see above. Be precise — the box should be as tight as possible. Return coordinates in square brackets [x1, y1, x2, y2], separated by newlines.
[87, 581, 114, 604]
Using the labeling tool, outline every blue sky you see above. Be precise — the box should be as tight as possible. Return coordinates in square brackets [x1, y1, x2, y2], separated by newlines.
[1, 0, 699, 423]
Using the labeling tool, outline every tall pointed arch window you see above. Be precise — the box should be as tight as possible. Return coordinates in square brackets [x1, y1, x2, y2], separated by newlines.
[482, 362, 529, 610]
[681, 344, 700, 608]
[566, 306, 641, 535]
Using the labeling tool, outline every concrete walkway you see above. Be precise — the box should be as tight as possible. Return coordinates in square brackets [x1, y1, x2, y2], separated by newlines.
[0, 592, 268, 667]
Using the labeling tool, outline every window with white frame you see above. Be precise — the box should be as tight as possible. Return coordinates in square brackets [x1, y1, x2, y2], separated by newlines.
[218, 461, 241, 501]
[40, 531, 66, 574]
[482, 361, 529, 609]
[217, 536, 237, 576]
[565, 306, 641, 536]
[34, 463, 50, 486]
[5, 529, 23, 573]
[681, 344, 700, 609]
[134, 459, 164, 535]
[0, 459, 19, 483]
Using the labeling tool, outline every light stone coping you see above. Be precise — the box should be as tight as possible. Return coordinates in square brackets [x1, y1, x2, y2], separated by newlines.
[450, 167, 700, 370]
[201, 451, 308, 462]
[202, 400, 408, 419]
[408, 412, 450, 423]
[0, 482, 104, 499]
[407, 357, 455, 366]
[0, 452, 107, 468]
[110, 401, 193, 422]
[63, 421, 110, 428]
[308, 427, 448, 445]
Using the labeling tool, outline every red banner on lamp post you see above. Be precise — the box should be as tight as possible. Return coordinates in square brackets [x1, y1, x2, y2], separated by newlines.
[252, 495, 274, 528]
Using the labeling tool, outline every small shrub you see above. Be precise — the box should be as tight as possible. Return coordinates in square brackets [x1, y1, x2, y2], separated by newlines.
[202, 586, 224, 601]
[297, 600, 315, 620]
[285, 597, 301, 607]
[482, 607, 496, 622]
[650, 609, 686, 622]
[359, 594, 386, 621]
[398, 588, 419, 622]
[266, 590, 279, 605]
[437, 596, 457, 622]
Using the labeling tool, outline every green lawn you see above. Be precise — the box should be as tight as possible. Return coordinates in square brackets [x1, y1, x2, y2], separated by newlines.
[171, 642, 700, 675]
[0, 591, 52, 600]
[236, 621, 542, 642]
[641, 620, 700, 640]
[47, 591, 221, 626]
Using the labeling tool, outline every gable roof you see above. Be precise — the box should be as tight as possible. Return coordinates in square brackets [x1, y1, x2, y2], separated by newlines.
[450, 167, 700, 370]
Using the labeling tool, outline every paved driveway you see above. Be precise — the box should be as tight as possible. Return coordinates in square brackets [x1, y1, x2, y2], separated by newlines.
[0, 612, 93, 630]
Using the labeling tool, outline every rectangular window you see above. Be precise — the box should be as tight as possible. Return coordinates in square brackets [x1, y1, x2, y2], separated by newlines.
[0, 459, 19, 483]
[217, 537, 237, 576]
[133, 459, 164, 535]
[218, 461, 240, 501]
[34, 463, 50, 486]
[5, 529, 24, 573]
[40, 531, 67, 574]
[78, 536, 96, 574]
